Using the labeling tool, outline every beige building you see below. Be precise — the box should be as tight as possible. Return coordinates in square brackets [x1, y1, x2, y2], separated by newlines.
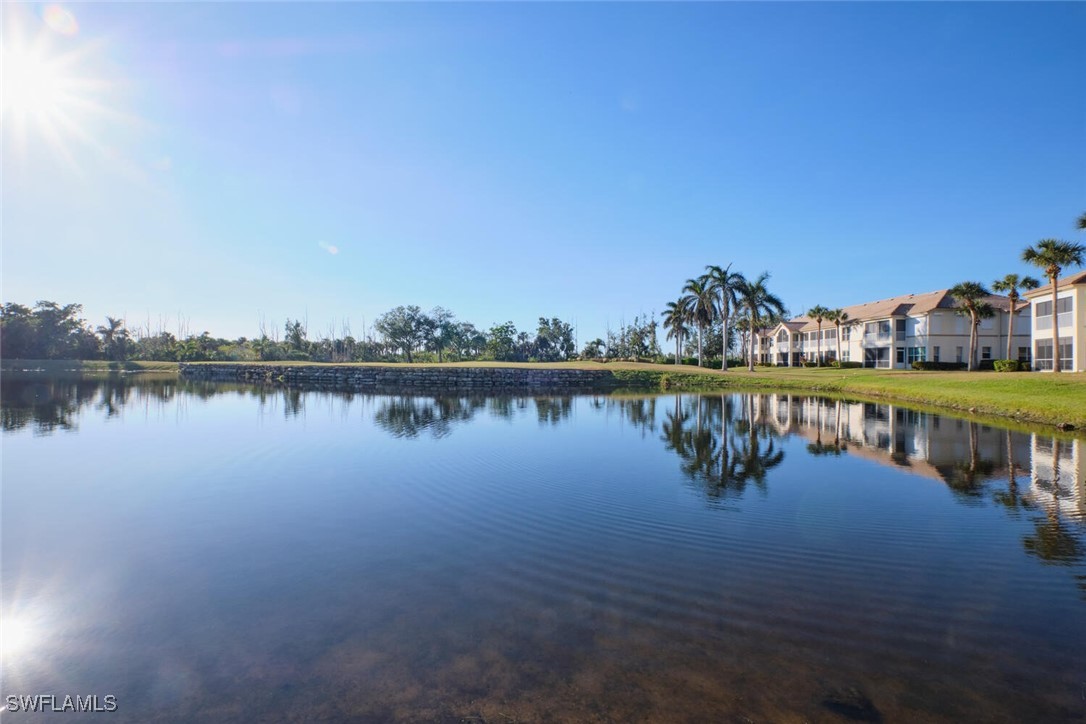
[1022, 271, 1086, 373]
[752, 289, 1032, 369]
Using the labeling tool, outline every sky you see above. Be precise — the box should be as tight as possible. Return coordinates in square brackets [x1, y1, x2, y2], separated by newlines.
[3, 2, 1084, 345]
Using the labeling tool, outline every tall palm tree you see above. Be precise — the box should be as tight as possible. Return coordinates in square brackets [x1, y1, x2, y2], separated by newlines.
[705, 264, 746, 371]
[991, 273, 1039, 364]
[806, 305, 831, 366]
[681, 275, 717, 367]
[1077, 211, 1086, 231]
[949, 282, 995, 371]
[96, 316, 127, 361]
[737, 272, 786, 372]
[733, 313, 752, 363]
[661, 300, 689, 365]
[825, 308, 849, 364]
[1022, 238, 1086, 373]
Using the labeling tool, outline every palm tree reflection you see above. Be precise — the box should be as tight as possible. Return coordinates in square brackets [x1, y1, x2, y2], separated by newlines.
[659, 394, 783, 506]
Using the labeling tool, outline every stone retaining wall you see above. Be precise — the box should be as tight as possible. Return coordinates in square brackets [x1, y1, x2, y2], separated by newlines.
[178, 363, 624, 393]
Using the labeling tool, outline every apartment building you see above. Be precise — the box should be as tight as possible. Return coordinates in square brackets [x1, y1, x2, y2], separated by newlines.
[1022, 271, 1086, 373]
[751, 289, 1032, 369]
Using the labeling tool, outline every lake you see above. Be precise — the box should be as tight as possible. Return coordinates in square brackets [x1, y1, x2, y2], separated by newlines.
[2, 375, 1085, 722]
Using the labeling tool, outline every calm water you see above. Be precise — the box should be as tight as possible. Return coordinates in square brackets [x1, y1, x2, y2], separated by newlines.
[2, 376, 1085, 723]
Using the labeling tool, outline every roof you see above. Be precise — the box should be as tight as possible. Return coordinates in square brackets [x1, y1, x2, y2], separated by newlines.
[1022, 270, 1086, 298]
[772, 289, 1029, 334]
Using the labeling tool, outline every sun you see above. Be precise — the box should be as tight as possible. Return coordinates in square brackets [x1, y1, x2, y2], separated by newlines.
[1, 5, 116, 166]
[2, 43, 71, 119]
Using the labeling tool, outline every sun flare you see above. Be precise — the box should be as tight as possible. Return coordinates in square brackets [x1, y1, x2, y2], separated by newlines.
[2, 5, 120, 167]
[3, 44, 71, 119]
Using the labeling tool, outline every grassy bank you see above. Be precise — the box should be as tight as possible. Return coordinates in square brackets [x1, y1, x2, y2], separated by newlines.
[11, 359, 1084, 429]
[184, 360, 1084, 428]
[1, 359, 179, 373]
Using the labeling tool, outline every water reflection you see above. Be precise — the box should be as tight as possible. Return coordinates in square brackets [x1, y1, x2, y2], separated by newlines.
[4, 377, 1086, 722]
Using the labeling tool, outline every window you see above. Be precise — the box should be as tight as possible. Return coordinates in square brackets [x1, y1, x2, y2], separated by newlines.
[907, 347, 927, 364]
[981, 346, 991, 360]
[841, 326, 851, 341]
[841, 350, 850, 362]
[1017, 346, 1030, 363]
[896, 347, 905, 364]
[1035, 297, 1073, 331]
[933, 346, 941, 363]
[895, 319, 906, 340]
[865, 321, 891, 338]
[1035, 341, 1073, 371]
[956, 346, 964, 363]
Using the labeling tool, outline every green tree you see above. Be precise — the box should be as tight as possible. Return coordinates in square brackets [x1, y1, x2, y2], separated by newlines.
[581, 338, 605, 359]
[0, 303, 37, 358]
[1022, 239, 1086, 373]
[485, 321, 518, 361]
[705, 264, 746, 371]
[737, 273, 786, 371]
[426, 307, 457, 363]
[949, 282, 995, 371]
[1077, 211, 1086, 230]
[661, 300, 689, 365]
[806, 305, 831, 366]
[96, 316, 130, 361]
[374, 305, 427, 362]
[991, 273, 1039, 363]
[681, 275, 716, 367]
[535, 317, 576, 361]
[824, 308, 850, 363]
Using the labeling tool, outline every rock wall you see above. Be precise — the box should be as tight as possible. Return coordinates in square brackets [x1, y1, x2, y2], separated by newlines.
[178, 363, 624, 393]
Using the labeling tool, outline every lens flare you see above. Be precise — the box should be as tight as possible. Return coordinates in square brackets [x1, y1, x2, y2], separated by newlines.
[41, 5, 79, 36]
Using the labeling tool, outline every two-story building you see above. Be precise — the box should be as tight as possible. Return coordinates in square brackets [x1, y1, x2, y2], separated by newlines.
[752, 289, 1032, 369]
[1022, 271, 1086, 373]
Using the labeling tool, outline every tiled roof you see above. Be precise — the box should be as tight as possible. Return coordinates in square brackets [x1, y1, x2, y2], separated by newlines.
[773, 289, 1029, 333]
[1022, 270, 1086, 297]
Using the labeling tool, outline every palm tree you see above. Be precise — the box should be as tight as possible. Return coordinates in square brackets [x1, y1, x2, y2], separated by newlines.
[1022, 239, 1086, 373]
[737, 272, 786, 371]
[681, 275, 717, 367]
[806, 305, 831, 366]
[1077, 211, 1086, 231]
[705, 264, 746, 371]
[661, 300, 688, 365]
[991, 273, 1039, 364]
[733, 313, 752, 363]
[949, 282, 995, 371]
[825, 308, 849, 364]
[96, 316, 127, 361]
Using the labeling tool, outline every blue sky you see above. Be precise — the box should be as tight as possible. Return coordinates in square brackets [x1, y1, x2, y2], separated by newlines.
[3, 2, 1084, 344]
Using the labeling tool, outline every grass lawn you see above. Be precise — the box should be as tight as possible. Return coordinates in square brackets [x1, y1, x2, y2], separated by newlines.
[1, 359, 179, 373]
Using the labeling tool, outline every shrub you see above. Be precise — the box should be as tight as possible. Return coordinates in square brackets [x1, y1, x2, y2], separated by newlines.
[993, 359, 1030, 372]
[831, 360, 863, 369]
[912, 361, 967, 371]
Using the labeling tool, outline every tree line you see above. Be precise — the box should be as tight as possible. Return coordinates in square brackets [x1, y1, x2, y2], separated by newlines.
[0, 302, 659, 364]
[6, 214, 1082, 367]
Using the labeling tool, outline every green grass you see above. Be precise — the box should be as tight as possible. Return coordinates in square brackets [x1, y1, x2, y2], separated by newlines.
[1, 359, 179, 373]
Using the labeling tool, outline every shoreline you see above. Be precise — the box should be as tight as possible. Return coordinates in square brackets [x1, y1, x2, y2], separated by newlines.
[174, 361, 1086, 431]
[3, 360, 1080, 431]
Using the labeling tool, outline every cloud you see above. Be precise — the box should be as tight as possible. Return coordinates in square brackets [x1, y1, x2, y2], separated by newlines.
[151, 155, 173, 172]
[318, 241, 339, 255]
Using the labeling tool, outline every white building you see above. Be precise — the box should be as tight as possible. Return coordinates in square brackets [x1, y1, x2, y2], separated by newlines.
[1022, 271, 1086, 373]
[752, 289, 1032, 369]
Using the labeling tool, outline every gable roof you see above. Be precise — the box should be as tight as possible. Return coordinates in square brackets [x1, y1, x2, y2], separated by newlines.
[774, 289, 1028, 334]
[1023, 270, 1086, 298]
